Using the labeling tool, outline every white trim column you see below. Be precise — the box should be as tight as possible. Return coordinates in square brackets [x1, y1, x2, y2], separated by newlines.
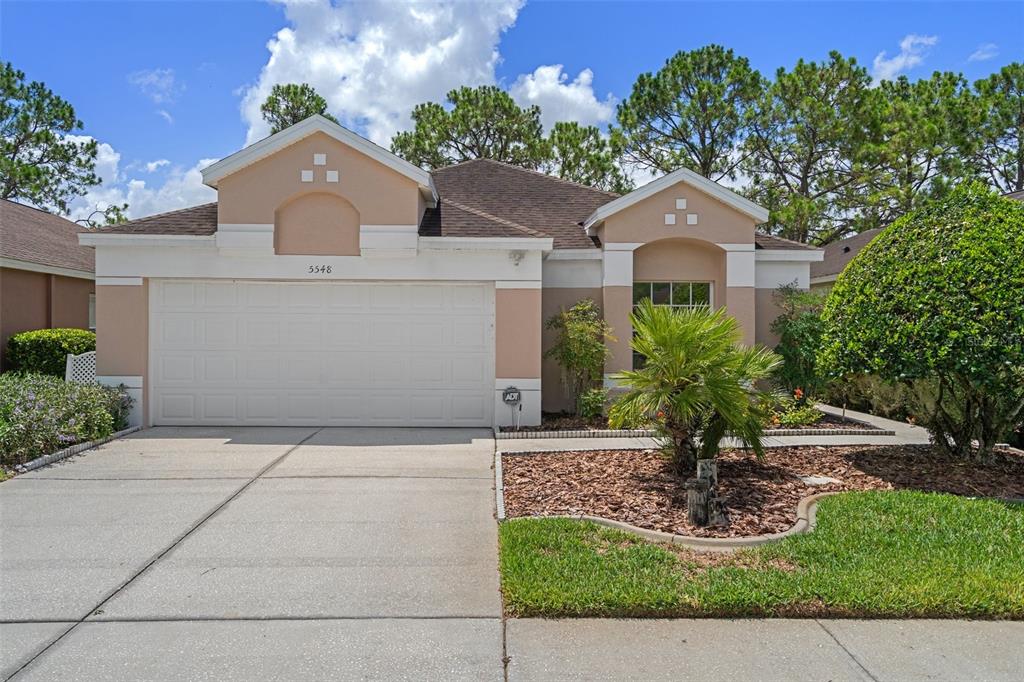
[602, 243, 642, 386]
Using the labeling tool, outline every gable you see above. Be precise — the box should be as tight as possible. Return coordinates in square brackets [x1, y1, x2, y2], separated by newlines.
[215, 131, 424, 228]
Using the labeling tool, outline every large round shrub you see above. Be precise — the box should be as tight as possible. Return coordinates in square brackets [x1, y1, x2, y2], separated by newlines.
[818, 184, 1024, 457]
[6, 328, 95, 376]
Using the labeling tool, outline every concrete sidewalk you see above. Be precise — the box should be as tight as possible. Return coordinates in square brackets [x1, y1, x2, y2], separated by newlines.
[506, 618, 1024, 681]
[501, 403, 931, 452]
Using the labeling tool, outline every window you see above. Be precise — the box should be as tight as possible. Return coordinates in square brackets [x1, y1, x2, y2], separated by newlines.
[88, 293, 96, 331]
[632, 282, 713, 368]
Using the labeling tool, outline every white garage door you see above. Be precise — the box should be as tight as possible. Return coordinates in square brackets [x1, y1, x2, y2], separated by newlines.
[149, 280, 494, 426]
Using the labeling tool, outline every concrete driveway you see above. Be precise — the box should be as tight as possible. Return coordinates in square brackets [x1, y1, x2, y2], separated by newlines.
[0, 427, 502, 680]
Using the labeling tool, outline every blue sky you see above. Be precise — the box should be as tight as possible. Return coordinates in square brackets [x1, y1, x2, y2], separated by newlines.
[2, 0, 1021, 219]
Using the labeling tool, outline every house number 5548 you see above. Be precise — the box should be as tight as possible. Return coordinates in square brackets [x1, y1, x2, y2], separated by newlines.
[308, 265, 332, 274]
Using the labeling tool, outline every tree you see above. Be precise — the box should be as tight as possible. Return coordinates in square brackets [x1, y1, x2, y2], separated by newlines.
[613, 45, 765, 181]
[609, 300, 779, 477]
[744, 52, 877, 244]
[544, 299, 613, 415]
[75, 202, 128, 229]
[818, 184, 1024, 459]
[0, 62, 100, 213]
[544, 121, 631, 193]
[260, 83, 338, 135]
[391, 86, 548, 170]
[854, 72, 971, 231]
[966, 62, 1024, 193]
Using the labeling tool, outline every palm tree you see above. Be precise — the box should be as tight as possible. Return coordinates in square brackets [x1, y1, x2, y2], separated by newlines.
[609, 300, 780, 477]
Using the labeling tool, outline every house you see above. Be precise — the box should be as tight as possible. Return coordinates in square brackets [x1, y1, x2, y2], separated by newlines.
[809, 228, 882, 293]
[80, 115, 822, 428]
[0, 199, 96, 369]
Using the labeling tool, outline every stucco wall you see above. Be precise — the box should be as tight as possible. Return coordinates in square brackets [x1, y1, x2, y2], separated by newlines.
[274, 192, 361, 256]
[95, 282, 148, 377]
[496, 288, 542, 379]
[599, 181, 756, 246]
[754, 287, 785, 348]
[217, 131, 421, 227]
[0, 268, 93, 369]
[540, 287, 603, 413]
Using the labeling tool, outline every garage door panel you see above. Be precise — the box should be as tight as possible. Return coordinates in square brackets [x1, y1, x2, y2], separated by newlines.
[151, 281, 494, 426]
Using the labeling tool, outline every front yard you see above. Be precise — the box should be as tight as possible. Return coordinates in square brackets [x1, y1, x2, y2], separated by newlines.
[500, 491, 1024, 619]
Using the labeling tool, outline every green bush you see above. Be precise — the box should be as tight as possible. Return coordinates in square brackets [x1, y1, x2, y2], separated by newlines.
[818, 184, 1024, 458]
[0, 373, 131, 466]
[769, 284, 827, 396]
[6, 328, 96, 376]
[823, 373, 921, 423]
[545, 299, 613, 416]
[577, 387, 608, 421]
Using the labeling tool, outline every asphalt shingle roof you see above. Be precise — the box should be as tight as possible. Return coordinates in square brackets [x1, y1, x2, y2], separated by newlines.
[811, 228, 883, 279]
[0, 199, 95, 273]
[89, 159, 816, 251]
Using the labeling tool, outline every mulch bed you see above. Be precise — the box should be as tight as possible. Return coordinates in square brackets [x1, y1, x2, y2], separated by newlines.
[500, 412, 879, 433]
[502, 445, 1024, 538]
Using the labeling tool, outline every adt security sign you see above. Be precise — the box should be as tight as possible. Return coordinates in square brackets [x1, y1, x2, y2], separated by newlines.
[502, 387, 521, 405]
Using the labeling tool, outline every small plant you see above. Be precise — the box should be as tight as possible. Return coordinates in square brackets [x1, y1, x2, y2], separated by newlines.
[6, 328, 95, 377]
[609, 300, 780, 477]
[544, 300, 614, 416]
[0, 373, 131, 466]
[767, 389, 824, 427]
[769, 284, 827, 396]
[577, 387, 608, 421]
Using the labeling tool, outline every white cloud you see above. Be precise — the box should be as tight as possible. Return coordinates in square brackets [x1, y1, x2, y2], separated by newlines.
[65, 136, 216, 221]
[240, 0, 524, 147]
[508, 65, 615, 131]
[968, 42, 998, 62]
[872, 34, 938, 82]
[128, 68, 184, 104]
[157, 109, 174, 125]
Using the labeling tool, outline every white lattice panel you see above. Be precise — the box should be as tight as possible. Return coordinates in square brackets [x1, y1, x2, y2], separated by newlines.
[65, 351, 97, 384]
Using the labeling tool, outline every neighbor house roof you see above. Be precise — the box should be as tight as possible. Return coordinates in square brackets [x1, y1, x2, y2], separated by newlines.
[0, 199, 95, 275]
[810, 228, 883, 280]
[92, 157, 816, 251]
[1006, 189, 1024, 202]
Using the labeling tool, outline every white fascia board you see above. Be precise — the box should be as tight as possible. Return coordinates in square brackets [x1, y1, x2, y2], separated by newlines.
[200, 115, 434, 194]
[717, 243, 756, 252]
[418, 237, 553, 252]
[0, 257, 94, 280]
[584, 167, 769, 230]
[603, 242, 644, 252]
[754, 249, 824, 262]
[809, 274, 838, 285]
[79, 233, 216, 247]
[544, 248, 603, 261]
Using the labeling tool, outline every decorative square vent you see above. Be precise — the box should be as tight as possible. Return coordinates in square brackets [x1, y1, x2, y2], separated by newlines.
[676, 198, 687, 210]
[313, 153, 327, 166]
[687, 214, 698, 225]
[300, 169, 314, 183]
[326, 170, 339, 183]
[664, 213, 677, 226]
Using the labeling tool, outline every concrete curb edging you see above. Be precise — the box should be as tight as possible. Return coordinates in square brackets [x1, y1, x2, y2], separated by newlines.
[14, 426, 143, 473]
[494, 447, 506, 520]
[495, 427, 893, 440]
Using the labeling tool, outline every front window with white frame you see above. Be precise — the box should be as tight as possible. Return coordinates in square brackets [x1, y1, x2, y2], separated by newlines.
[631, 281, 713, 368]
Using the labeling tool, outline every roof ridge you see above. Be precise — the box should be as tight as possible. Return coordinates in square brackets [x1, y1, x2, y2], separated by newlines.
[1, 198, 80, 225]
[476, 158, 622, 198]
[97, 201, 217, 231]
[441, 198, 550, 239]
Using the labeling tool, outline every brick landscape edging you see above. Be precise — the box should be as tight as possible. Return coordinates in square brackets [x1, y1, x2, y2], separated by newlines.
[14, 426, 143, 473]
[495, 427, 893, 439]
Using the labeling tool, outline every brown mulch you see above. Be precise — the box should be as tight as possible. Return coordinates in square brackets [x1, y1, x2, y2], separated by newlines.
[500, 412, 879, 433]
[502, 445, 1024, 538]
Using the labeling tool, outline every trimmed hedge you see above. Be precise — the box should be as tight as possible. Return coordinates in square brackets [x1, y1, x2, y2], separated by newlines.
[0, 373, 130, 466]
[6, 328, 95, 377]
[818, 183, 1024, 456]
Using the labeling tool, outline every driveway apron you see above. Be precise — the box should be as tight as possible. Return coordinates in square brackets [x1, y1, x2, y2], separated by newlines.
[0, 427, 502, 680]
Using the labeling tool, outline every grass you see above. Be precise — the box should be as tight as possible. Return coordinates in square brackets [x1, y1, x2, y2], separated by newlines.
[499, 490, 1024, 618]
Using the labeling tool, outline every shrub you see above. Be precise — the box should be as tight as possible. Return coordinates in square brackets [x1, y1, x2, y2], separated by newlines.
[544, 299, 613, 415]
[818, 184, 1024, 458]
[6, 328, 95, 377]
[823, 373, 921, 422]
[766, 389, 825, 427]
[609, 300, 780, 476]
[769, 284, 827, 396]
[0, 373, 131, 466]
[578, 387, 608, 421]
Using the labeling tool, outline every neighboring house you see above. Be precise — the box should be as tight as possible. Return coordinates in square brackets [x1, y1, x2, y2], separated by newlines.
[0, 199, 96, 370]
[809, 228, 882, 294]
[80, 115, 821, 428]
[1007, 189, 1024, 202]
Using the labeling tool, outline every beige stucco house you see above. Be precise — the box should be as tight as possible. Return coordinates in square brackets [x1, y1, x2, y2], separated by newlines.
[1, 199, 95, 370]
[81, 116, 821, 428]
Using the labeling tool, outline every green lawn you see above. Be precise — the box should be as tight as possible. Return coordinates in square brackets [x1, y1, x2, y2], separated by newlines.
[499, 491, 1024, 618]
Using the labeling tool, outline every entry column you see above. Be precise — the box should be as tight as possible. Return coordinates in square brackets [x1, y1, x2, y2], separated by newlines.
[494, 281, 542, 427]
[95, 277, 148, 426]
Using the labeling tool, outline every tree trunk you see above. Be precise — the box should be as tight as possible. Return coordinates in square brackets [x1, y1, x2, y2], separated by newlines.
[669, 426, 698, 477]
[696, 459, 718, 487]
